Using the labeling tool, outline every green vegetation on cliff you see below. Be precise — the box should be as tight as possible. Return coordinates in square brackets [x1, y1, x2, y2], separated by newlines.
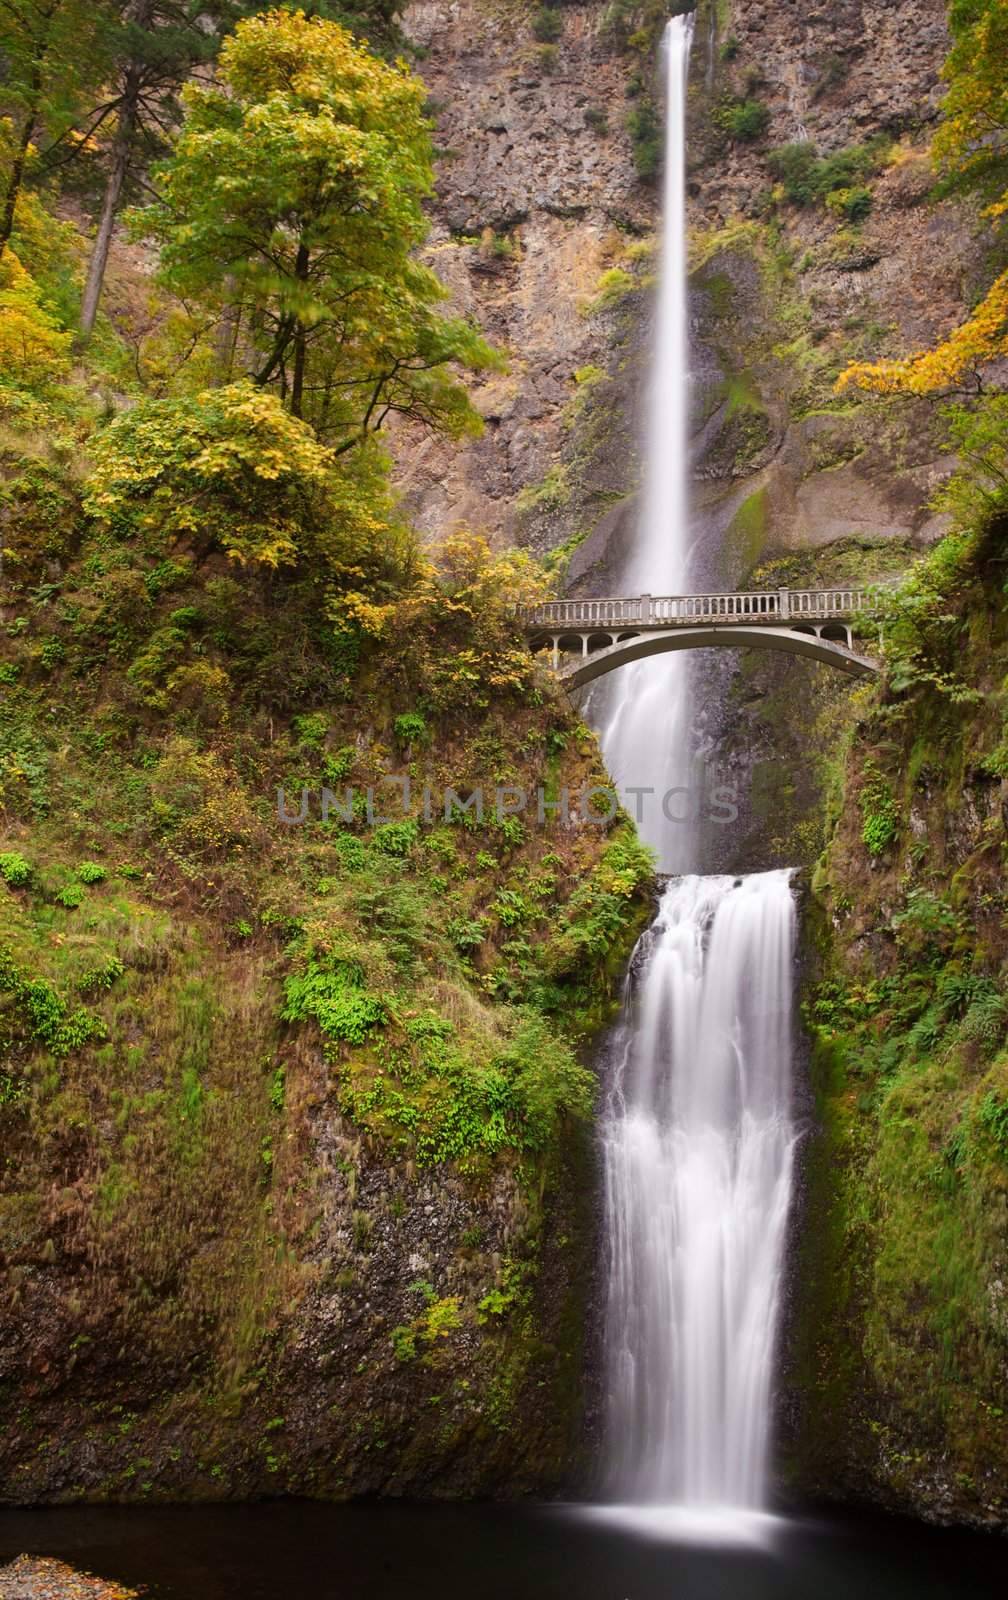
[0, 8, 654, 1502]
[794, 488, 1008, 1524]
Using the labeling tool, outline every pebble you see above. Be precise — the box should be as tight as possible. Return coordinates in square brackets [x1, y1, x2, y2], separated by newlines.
[0, 1556, 140, 1599]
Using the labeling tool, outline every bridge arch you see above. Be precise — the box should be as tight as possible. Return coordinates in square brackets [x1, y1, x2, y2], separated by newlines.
[530, 624, 878, 687]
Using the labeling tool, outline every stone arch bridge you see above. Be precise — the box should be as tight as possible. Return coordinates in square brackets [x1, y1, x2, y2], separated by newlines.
[518, 588, 879, 687]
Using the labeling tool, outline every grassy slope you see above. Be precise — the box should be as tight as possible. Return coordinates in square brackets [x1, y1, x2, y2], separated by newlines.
[0, 491, 654, 1500]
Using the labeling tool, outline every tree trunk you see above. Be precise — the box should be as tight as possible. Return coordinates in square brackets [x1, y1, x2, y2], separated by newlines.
[289, 241, 310, 418]
[79, 86, 137, 340]
[213, 282, 243, 384]
[0, 112, 35, 255]
[0, 49, 46, 256]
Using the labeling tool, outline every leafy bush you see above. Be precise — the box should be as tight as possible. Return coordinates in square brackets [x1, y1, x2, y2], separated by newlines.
[83, 384, 400, 581]
[717, 98, 770, 142]
[768, 140, 884, 208]
[960, 988, 1008, 1056]
[532, 5, 562, 42]
[333, 832, 368, 872]
[0, 948, 106, 1057]
[515, 462, 571, 515]
[78, 956, 125, 996]
[978, 1090, 1008, 1159]
[859, 763, 899, 856]
[0, 250, 72, 401]
[0, 852, 32, 887]
[76, 861, 106, 884]
[393, 711, 429, 746]
[627, 100, 661, 179]
[372, 820, 419, 857]
[292, 712, 329, 750]
[891, 888, 959, 954]
[282, 957, 388, 1046]
[390, 1324, 417, 1361]
[448, 917, 488, 952]
[825, 185, 873, 222]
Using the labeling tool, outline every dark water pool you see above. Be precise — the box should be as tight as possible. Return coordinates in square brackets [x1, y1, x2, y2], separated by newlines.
[0, 1500, 1002, 1599]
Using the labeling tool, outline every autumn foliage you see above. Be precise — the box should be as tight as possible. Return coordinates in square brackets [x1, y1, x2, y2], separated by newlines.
[839, 0, 1008, 397]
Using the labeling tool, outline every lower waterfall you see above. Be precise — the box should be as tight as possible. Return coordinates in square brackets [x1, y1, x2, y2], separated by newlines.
[600, 871, 797, 1514]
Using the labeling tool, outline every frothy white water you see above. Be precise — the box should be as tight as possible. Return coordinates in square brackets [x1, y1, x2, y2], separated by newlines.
[592, 12, 695, 872]
[602, 872, 797, 1507]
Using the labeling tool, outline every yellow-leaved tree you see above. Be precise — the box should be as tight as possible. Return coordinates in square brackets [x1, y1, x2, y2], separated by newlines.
[139, 8, 500, 441]
[839, 0, 1008, 396]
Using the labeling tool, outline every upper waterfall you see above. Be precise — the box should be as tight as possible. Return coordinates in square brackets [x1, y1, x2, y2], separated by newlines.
[592, 13, 696, 872]
[632, 11, 694, 598]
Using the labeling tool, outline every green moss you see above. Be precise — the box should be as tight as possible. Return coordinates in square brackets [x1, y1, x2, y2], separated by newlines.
[515, 463, 571, 515]
[725, 487, 768, 571]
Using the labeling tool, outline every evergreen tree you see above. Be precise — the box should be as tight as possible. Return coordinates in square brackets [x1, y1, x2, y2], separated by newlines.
[0, 0, 116, 252]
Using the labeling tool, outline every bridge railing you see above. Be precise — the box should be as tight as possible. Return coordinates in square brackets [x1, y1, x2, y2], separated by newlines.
[519, 588, 871, 630]
[789, 589, 869, 616]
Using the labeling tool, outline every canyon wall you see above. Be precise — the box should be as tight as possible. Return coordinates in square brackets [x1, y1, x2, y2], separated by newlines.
[399, 0, 985, 870]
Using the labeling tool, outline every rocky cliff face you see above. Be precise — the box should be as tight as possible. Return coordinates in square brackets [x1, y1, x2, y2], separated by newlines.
[400, 0, 974, 560]
[396, 0, 986, 873]
[393, 0, 655, 552]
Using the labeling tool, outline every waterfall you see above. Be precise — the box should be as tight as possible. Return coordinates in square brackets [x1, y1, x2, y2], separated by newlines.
[592, 12, 695, 871]
[601, 873, 797, 1510]
[588, 13, 799, 1529]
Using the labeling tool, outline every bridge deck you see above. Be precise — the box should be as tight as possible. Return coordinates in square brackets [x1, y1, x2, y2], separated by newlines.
[519, 587, 871, 631]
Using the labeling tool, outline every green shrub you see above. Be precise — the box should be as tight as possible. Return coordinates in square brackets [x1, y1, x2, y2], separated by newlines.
[532, 5, 562, 43]
[978, 1090, 1008, 1159]
[292, 712, 329, 750]
[393, 711, 429, 746]
[333, 832, 368, 871]
[891, 888, 959, 955]
[584, 106, 609, 135]
[76, 861, 106, 884]
[372, 819, 419, 856]
[390, 1324, 417, 1361]
[859, 763, 899, 856]
[423, 1295, 462, 1339]
[282, 958, 388, 1046]
[717, 98, 770, 142]
[0, 948, 106, 1056]
[515, 462, 571, 514]
[78, 956, 125, 995]
[494, 889, 529, 927]
[322, 747, 355, 783]
[960, 989, 1008, 1055]
[448, 917, 488, 952]
[0, 852, 32, 887]
[825, 185, 873, 222]
[627, 100, 661, 179]
[768, 140, 885, 208]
